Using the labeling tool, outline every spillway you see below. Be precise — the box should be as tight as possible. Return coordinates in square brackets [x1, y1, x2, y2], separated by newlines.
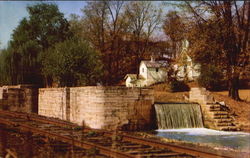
[154, 103, 204, 129]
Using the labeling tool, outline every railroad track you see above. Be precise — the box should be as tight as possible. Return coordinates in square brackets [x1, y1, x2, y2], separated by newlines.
[0, 110, 230, 158]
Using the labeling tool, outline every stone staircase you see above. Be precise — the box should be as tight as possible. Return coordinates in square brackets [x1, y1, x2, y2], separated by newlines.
[189, 88, 240, 131]
[206, 103, 238, 131]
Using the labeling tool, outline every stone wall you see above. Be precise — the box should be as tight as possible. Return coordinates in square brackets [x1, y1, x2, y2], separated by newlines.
[38, 88, 68, 120]
[39, 86, 154, 130]
[0, 85, 38, 113]
[189, 87, 214, 105]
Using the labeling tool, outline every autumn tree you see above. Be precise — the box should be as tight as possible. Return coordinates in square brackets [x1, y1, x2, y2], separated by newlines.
[80, 1, 130, 84]
[163, 11, 186, 58]
[81, 1, 109, 52]
[182, 1, 250, 100]
[74, 1, 163, 85]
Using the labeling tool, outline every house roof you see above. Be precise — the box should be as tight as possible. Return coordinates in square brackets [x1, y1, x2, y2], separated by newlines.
[124, 74, 137, 80]
[141, 60, 168, 68]
[124, 74, 145, 80]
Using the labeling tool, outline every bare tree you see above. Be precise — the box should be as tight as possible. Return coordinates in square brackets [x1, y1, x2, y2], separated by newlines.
[125, 1, 162, 74]
[81, 1, 108, 52]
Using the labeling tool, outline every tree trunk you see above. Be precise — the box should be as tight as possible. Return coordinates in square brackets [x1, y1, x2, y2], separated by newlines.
[228, 71, 240, 101]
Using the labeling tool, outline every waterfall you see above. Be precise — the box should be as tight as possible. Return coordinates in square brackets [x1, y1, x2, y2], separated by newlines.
[154, 103, 204, 129]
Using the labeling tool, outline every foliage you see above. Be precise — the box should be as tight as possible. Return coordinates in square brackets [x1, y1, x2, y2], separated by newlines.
[180, 1, 250, 100]
[198, 65, 226, 91]
[169, 80, 190, 92]
[0, 2, 165, 87]
[24, 3, 71, 49]
[0, 49, 11, 85]
[79, 1, 163, 85]
[5, 3, 71, 86]
[41, 38, 103, 87]
[163, 10, 186, 58]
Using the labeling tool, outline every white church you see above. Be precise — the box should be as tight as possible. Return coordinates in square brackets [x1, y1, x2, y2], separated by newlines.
[174, 40, 200, 81]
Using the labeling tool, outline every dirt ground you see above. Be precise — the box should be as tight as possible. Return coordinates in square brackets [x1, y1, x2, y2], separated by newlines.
[152, 83, 189, 103]
[215, 90, 250, 102]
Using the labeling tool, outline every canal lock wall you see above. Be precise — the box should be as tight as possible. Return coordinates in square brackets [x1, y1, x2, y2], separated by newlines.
[0, 85, 38, 113]
[38, 86, 155, 130]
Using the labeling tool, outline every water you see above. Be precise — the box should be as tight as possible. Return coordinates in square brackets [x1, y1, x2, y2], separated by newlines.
[154, 103, 203, 129]
[156, 128, 250, 150]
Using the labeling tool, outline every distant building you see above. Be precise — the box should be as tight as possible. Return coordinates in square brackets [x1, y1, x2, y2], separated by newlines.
[124, 40, 200, 87]
[124, 57, 169, 87]
[174, 40, 200, 81]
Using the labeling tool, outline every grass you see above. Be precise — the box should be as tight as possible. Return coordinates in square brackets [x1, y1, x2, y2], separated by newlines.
[152, 83, 189, 103]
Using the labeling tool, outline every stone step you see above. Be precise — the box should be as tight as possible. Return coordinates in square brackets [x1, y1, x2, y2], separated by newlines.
[212, 111, 229, 115]
[209, 107, 223, 111]
[213, 115, 230, 119]
[215, 118, 233, 123]
[219, 126, 239, 131]
[208, 104, 221, 108]
[216, 122, 235, 126]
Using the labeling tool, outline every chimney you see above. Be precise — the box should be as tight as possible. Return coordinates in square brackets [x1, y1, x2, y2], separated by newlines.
[150, 55, 155, 62]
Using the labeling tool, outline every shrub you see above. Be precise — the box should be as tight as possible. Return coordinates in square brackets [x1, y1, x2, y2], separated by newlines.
[41, 38, 103, 87]
[198, 65, 225, 91]
[169, 80, 190, 92]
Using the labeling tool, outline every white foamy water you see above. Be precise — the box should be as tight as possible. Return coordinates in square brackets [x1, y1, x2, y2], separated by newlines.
[156, 128, 250, 150]
[156, 128, 250, 136]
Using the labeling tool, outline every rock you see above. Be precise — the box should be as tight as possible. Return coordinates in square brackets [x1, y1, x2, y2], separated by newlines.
[218, 101, 226, 106]
[183, 94, 189, 101]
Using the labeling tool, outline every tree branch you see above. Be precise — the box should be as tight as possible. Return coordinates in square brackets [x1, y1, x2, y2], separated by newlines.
[185, 1, 207, 23]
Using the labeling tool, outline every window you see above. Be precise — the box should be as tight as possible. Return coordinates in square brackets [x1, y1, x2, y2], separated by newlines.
[156, 68, 159, 72]
[142, 68, 144, 73]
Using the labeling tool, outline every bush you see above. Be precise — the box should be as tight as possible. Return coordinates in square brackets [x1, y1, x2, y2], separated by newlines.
[198, 65, 226, 91]
[41, 38, 103, 87]
[169, 80, 190, 92]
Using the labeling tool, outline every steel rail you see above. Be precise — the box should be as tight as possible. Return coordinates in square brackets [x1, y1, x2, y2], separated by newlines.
[0, 117, 135, 158]
[0, 110, 76, 128]
[117, 134, 230, 158]
[0, 110, 232, 158]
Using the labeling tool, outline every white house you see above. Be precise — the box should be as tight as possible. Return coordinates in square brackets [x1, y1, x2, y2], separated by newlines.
[174, 40, 200, 81]
[125, 57, 168, 87]
[124, 74, 144, 87]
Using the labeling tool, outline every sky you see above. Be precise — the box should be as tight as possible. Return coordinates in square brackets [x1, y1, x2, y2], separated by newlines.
[0, 1, 86, 49]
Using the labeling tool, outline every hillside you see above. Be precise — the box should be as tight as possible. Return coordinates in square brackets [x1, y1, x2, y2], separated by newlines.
[152, 83, 189, 103]
[211, 91, 250, 132]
